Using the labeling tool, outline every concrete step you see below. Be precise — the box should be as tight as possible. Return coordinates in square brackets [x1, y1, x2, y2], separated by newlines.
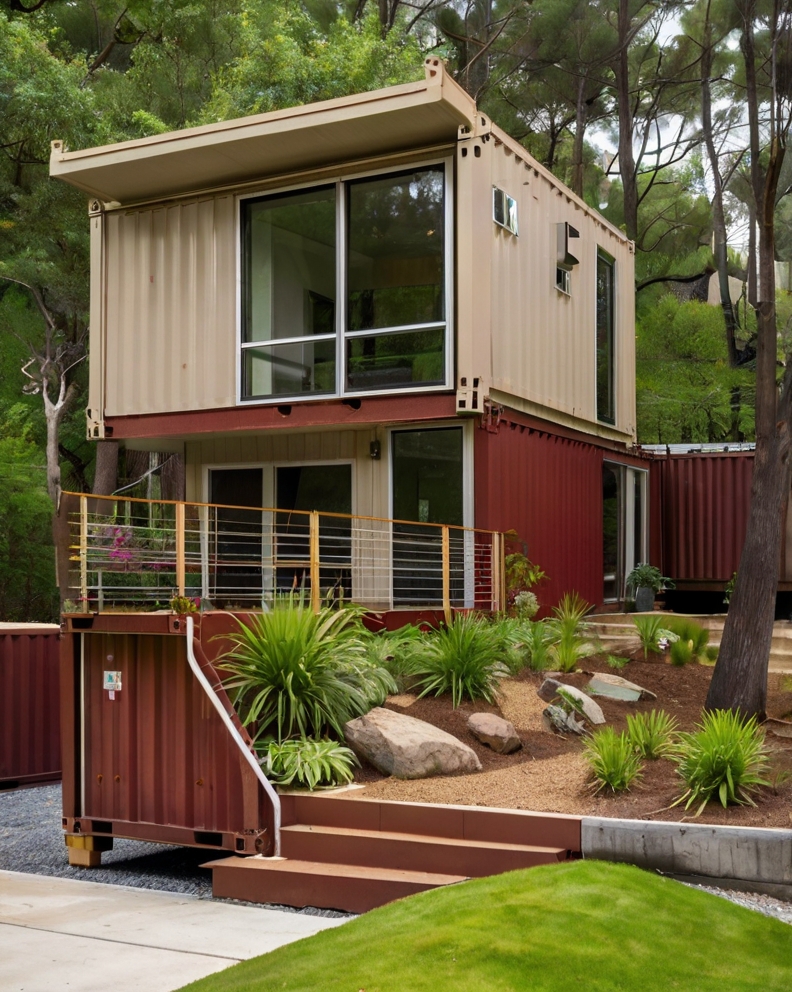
[280, 823, 566, 877]
[205, 855, 468, 914]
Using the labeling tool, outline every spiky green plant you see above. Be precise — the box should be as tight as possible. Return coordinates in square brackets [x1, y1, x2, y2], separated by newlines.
[664, 617, 709, 658]
[552, 592, 591, 631]
[520, 619, 556, 672]
[583, 727, 643, 793]
[673, 711, 771, 815]
[408, 613, 511, 707]
[548, 620, 598, 673]
[261, 738, 358, 790]
[362, 623, 425, 688]
[626, 710, 679, 760]
[670, 638, 694, 666]
[217, 605, 396, 743]
[632, 614, 664, 659]
[606, 654, 630, 670]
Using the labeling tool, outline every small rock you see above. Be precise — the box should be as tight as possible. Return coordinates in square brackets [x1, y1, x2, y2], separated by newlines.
[542, 704, 585, 735]
[537, 679, 605, 725]
[467, 713, 522, 754]
[588, 672, 657, 701]
[344, 707, 482, 779]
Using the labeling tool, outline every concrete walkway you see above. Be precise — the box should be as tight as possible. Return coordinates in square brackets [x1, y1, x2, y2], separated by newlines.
[0, 869, 347, 992]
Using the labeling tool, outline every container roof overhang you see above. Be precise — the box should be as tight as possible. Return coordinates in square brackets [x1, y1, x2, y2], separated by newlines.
[50, 60, 476, 206]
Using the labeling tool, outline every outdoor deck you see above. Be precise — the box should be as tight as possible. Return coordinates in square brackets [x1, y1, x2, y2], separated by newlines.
[62, 492, 505, 616]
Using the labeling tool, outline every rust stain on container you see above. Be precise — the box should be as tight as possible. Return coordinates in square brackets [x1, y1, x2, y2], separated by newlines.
[61, 614, 270, 852]
[0, 624, 61, 787]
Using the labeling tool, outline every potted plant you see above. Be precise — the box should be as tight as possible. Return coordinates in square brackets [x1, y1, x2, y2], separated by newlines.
[626, 564, 674, 613]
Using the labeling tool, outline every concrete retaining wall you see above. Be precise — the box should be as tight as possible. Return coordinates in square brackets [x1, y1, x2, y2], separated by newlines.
[582, 816, 792, 887]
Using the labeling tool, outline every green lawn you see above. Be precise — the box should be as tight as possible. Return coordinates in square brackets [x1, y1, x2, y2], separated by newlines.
[179, 861, 792, 992]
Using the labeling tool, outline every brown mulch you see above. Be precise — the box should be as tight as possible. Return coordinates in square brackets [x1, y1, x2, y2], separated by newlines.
[350, 656, 792, 828]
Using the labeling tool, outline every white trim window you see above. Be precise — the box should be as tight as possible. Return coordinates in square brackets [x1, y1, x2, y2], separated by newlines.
[239, 162, 452, 402]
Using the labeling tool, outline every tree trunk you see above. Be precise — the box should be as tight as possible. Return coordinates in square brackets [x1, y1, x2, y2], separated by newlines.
[572, 75, 587, 198]
[92, 440, 119, 495]
[615, 0, 638, 241]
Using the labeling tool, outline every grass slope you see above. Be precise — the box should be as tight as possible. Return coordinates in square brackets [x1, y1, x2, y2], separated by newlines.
[179, 861, 792, 992]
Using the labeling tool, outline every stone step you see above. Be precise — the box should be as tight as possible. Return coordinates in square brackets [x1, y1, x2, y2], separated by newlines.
[204, 855, 468, 914]
[280, 823, 566, 878]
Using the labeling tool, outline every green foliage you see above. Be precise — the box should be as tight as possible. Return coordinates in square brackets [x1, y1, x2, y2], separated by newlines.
[584, 727, 643, 793]
[724, 572, 738, 605]
[169, 595, 199, 613]
[361, 623, 424, 689]
[633, 615, 666, 659]
[664, 617, 709, 655]
[670, 638, 694, 666]
[547, 593, 597, 673]
[626, 564, 674, 595]
[407, 613, 510, 708]
[626, 710, 679, 760]
[606, 655, 630, 670]
[260, 738, 358, 790]
[674, 711, 771, 815]
[519, 620, 556, 673]
[505, 552, 546, 591]
[217, 604, 395, 743]
[552, 592, 591, 629]
[512, 589, 539, 620]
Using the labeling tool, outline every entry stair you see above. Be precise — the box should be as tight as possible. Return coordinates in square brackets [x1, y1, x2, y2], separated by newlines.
[588, 613, 792, 672]
[205, 793, 581, 914]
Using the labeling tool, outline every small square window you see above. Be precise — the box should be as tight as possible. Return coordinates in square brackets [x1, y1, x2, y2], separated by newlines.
[493, 188, 518, 236]
[556, 266, 571, 295]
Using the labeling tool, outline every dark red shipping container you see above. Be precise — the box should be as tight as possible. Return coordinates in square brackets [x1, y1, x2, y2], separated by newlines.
[60, 613, 274, 864]
[0, 624, 61, 788]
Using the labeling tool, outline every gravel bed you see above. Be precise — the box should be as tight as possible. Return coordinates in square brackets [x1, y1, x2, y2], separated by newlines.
[0, 783, 349, 918]
[682, 881, 792, 925]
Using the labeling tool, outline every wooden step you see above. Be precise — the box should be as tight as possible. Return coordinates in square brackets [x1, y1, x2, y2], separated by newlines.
[205, 855, 468, 914]
[281, 823, 567, 876]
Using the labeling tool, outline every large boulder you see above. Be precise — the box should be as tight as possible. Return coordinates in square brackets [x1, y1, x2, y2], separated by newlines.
[467, 712, 522, 754]
[344, 707, 482, 779]
[588, 673, 657, 702]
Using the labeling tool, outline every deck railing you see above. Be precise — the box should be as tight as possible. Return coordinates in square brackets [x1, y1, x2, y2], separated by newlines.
[64, 492, 506, 617]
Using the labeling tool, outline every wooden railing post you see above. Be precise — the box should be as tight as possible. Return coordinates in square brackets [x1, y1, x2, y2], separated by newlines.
[79, 494, 88, 607]
[442, 525, 451, 624]
[175, 501, 186, 597]
[309, 511, 320, 614]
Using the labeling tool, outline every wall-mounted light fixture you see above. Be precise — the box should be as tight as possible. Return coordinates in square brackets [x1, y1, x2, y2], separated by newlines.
[370, 440, 381, 460]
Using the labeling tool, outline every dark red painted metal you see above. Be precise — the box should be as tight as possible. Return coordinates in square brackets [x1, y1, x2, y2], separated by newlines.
[0, 625, 61, 787]
[474, 423, 606, 610]
[651, 452, 755, 582]
[61, 614, 271, 853]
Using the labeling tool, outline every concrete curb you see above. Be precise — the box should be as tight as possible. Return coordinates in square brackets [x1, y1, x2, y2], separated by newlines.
[581, 816, 792, 887]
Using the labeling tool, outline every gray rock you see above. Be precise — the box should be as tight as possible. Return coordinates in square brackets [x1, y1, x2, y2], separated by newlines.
[467, 713, 522, 754]
[542, 705, 585, 736]
[537, 679, 606, 725]
[344, 707, 482, 779]
[588, 672, 657, 701]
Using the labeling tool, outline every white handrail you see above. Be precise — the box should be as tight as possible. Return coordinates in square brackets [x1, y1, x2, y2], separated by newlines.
[184, 615, 281, 857]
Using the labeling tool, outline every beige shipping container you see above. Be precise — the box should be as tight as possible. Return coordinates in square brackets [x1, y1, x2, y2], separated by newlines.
[56, 60, 635, 445]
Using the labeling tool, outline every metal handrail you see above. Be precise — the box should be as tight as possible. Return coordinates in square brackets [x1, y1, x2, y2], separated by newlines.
[184, 615, 281, 857]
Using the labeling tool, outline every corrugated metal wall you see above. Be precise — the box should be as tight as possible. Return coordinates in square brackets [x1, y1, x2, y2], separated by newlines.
[485, 136, 636, 441]
[652, 453, 755, 581]
[0, 625, 61, 786]
[82, 631, 257, 831]
[474, 424, 604, 609]
[105, 196, 237, 416]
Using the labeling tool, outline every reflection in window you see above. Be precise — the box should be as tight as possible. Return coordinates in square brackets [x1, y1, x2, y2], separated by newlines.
[596, 250, 615, 424]
[346, 328, 444, 391]
[347, 168, 444, 333]
[242, 186, 336, 398]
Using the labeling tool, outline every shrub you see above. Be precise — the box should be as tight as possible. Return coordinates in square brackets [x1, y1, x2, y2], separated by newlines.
[670, 638, 694, 666]
[664, 617, 709, 658]
[261, 738, 358, 790]
[705, 645, 719, 663]
[674, 710, 771, 815]
[552, 592, 591, 631]
[520, 620, 556, 672]
[513, 589, 539, 620]
[408, 613, 510, 707]
[547, 593, 597, 673]
[217, 604, 396, 743]
[606, 654, 630, 670]
[584, 727, 643, 793]
[362, 623, 424, 688]
[633, 614, 665, 659]
[626, 710, 679, 759]
[626, 563, 674, 596]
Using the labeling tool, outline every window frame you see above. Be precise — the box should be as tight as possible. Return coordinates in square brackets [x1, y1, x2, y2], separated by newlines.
[236, 157, 454, 405]
[595, 246, 616, 426]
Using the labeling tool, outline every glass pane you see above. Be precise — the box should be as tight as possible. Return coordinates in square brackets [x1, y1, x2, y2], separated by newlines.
[603, 464, 620, 601]
[596, 251, 615, 424]
[347, 167, 444, 331]
[243, 186, 336, 343]
[209, 469, 264, 604]
[346, 328, 444, 391]
[243, 340, 335, 399]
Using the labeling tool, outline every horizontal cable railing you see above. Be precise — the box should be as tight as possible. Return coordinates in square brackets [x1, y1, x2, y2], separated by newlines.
[63, 492, 505, 616]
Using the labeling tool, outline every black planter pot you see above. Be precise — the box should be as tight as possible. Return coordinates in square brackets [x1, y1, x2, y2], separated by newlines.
[634, 586, 655, 612]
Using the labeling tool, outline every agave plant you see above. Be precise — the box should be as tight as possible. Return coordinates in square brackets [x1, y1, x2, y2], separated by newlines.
[217, 604, 396, 743]
[408, 613, 511, 707]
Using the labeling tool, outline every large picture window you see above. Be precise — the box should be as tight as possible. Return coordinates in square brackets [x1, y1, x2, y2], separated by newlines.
[240, 164, 449, 401]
